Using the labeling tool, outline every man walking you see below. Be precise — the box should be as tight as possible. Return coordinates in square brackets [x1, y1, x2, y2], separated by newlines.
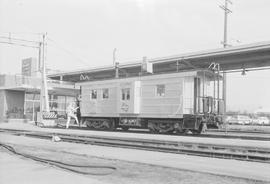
[76, 95, 81, 127]
[66, 102, 79, 129]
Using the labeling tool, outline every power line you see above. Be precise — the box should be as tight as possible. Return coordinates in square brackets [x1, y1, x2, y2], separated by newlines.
[47, 37, 91, 67]
[0, 31, 43, 36]
[0, 36, 40, 44]
[0, 40, 39, 49]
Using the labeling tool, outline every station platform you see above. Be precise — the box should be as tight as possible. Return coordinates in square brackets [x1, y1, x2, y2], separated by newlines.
[0, 121, 269, 149]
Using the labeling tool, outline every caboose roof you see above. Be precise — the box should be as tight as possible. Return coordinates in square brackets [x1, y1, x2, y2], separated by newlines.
[77, 70, 199, 86]
[48, 41, 270, 82]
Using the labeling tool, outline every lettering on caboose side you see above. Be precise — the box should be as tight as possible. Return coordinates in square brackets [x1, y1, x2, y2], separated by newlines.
[121, 102, 129, 112]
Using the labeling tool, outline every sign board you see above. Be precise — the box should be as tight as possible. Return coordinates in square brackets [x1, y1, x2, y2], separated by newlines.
[42, 111, 58, 119]
[37, 111, 57, 127]
[22, 59, 32, 76]
[21, 58, 38, 76]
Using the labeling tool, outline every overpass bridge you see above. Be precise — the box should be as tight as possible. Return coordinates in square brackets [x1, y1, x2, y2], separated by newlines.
[48, 41, 270, 82]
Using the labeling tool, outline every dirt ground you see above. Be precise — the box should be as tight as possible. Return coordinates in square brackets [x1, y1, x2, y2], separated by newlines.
[0, 122, 269, 183]
[0, 143, 268, 184]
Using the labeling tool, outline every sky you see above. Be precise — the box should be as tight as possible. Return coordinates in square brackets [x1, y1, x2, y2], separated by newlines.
[0, 0, 270, 112]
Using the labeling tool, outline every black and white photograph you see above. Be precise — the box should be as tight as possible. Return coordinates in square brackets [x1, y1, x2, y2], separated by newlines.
[0, 0, 270, 183]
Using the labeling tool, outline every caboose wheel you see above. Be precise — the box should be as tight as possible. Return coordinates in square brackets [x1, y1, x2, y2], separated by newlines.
[109, 120, 116, 131]
[157, 122, 174, 134]
[121, 127, 129, 131]
[84, 119, 114, 130]
[84, 119, 94, 129]
[175, 129, 184, 134]
[149, 128, 159, 134]
[190, 130, 200, 135]
[183, 129, 192, 134]
[148, 122, 159, 133]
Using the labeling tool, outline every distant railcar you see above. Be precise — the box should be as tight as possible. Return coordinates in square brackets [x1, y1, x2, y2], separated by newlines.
[78, 70, 224, 134]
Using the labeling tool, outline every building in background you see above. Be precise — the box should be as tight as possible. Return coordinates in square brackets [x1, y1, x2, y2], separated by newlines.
[0, 58, 79, 122]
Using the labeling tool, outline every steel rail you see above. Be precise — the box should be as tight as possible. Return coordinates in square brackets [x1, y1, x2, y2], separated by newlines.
[57, 127, 270, 141]
[0, 128, 270, 164]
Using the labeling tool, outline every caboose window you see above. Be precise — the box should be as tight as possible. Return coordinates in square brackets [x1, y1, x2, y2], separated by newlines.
[122, 89, 125, 100]
[122, 88, 130, 100]
[156, 84, 165, 97]
[102, 88, 109, 99]
[126, 89, 130, 100]
[91, 89, 97, 99]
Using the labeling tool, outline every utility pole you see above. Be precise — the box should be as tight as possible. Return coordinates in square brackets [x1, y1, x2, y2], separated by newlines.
[220, 0, 232, 48]
[220, 0, 232, 132]
[40, 33, 49, 113]
[113, 48, 117, 66]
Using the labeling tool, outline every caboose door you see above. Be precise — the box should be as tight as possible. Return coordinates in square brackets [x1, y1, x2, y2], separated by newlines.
[120, 88, 132, 113]
[119, 81, 141, 114]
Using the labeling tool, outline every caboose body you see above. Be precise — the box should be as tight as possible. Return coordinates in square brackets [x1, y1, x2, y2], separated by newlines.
[78, 70, 224, 133]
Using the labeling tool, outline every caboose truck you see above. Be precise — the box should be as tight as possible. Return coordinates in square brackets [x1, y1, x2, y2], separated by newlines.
[78, 69, 224, 134]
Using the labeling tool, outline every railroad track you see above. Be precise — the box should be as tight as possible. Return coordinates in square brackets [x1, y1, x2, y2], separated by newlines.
[0, 128, 270, 164]
[53, 127, 270, 141]
[191, 132, 270, 141]
[207, 129, 270, 135]
[48, 126, 270, 141]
